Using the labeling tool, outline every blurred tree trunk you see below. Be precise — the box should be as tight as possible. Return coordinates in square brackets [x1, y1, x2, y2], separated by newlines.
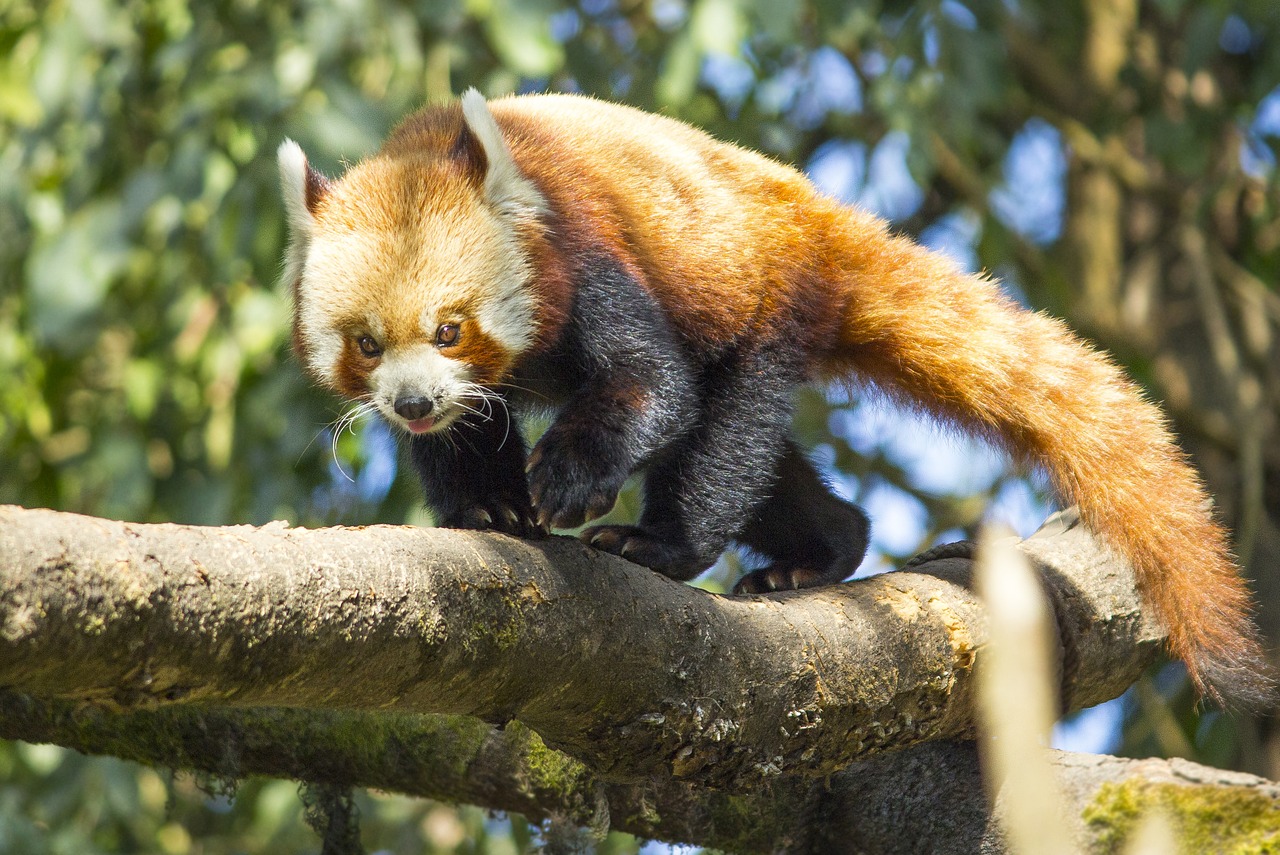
[918, 0, 1280, 777]
[1059, 4, 1280, 777]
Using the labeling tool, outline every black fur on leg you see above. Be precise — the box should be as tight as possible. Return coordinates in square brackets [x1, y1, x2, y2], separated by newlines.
[582, 523, 711, 579]
[515, 253, 698, 532]
[408, 402, 543, 538]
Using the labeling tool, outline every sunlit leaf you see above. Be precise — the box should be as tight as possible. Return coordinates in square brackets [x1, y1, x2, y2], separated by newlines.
[484, 0, 565, 78]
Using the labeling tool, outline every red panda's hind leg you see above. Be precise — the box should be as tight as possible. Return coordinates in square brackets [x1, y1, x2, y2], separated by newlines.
[733, 442, 869, 594]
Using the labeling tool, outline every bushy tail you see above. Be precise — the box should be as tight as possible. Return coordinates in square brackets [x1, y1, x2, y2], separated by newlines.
[826, 209, 1272, 708]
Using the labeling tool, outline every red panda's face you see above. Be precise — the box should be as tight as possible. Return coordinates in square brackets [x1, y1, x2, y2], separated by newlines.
[279, 92, 547, 436]
[286, 156, 539, 436]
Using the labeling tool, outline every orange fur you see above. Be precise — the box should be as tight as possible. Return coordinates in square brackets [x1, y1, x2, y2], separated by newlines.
[293, 93, 1271, 706]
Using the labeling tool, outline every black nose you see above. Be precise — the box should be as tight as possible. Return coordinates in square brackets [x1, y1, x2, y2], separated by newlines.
[394, 396, 434, 421]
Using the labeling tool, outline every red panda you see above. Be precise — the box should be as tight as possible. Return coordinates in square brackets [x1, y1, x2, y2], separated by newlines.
[278, 89, 1271, 707]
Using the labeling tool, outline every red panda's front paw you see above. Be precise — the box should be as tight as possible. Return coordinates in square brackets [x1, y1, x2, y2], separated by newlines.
[525, 442, 627, 530]
[442, 495, 546, 539]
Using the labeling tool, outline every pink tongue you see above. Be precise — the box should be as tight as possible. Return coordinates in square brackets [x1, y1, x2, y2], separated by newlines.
[406, 417, 436, 434]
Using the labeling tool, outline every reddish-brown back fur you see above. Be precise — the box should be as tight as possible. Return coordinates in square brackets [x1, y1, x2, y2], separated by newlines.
[377, 94, 1270, 706]
[476, 97, 845, 357]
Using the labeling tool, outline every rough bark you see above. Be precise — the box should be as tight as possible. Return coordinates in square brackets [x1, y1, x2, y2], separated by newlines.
[1, 504, 1157, 786]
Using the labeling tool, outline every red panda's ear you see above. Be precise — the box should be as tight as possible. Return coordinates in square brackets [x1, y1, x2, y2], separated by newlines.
[277, 140, 330, 238]
[458, 89, 545, 217]
[449, 116, 490, 188]
[277, 140, 328, 304]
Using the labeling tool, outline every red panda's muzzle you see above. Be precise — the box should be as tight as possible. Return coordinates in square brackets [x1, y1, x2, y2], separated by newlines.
[394, 395, 436, 435]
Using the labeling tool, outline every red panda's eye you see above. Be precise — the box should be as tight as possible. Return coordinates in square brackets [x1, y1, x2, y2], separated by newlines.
[357, 335, 382, 357]
[435, 323, 461, 347]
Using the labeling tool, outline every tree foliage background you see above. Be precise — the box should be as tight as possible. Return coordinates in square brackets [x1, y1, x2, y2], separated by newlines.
[1, 0, 1277, 851]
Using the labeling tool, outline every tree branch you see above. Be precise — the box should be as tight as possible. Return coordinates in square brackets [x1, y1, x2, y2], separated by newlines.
[0, 504, 1159, 792]
[4, 693, 1277, 854]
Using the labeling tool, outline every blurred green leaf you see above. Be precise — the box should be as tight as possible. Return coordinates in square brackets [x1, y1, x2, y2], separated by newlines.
[657, 30, 701, 107]
[691, 0, 747, 56]
[749, 0, 802, 42]
[483, 0, 565, 77]
[25, 199, 128, 348]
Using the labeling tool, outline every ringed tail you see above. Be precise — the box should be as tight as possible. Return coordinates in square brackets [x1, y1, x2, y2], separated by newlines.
[823, 205, 1272, 708]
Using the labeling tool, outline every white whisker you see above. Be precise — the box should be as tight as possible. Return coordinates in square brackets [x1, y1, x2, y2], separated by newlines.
[452, 382, 513, 451]
[495, 380, 549, 401]
[326, 399, 377, 483]
[455, 400, 490, 420]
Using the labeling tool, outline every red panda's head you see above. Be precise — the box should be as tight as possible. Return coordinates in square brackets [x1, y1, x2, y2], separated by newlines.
[277, 90, 546, 436]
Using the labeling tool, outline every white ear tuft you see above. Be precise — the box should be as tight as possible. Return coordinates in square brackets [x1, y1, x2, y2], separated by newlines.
[278, 139, 314, 238]
[459, 88, 544, 215]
